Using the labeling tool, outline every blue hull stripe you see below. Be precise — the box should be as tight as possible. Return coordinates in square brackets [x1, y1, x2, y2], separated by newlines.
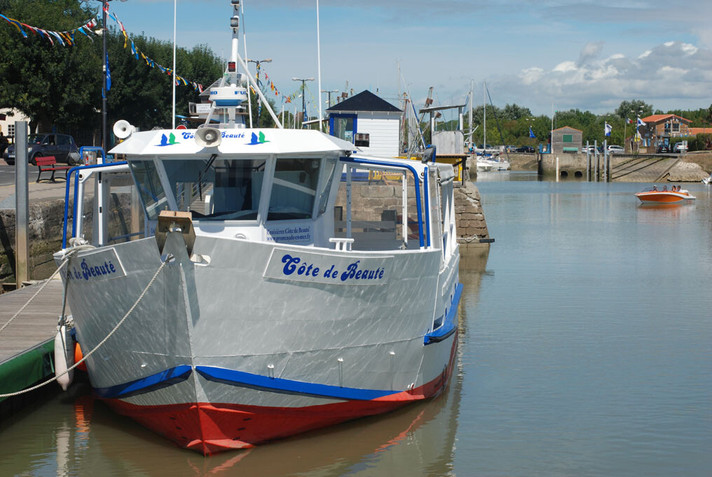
[94, 365, 193, 399]
[93, 285, 461, 400]
[195, 366, 397, 401]
[424, 283, 463, 345]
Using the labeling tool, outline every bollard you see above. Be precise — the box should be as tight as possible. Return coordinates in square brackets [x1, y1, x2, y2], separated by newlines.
[14, 121, 29, 288]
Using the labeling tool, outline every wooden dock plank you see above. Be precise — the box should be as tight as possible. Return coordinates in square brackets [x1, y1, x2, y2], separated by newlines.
[0, 279, 68, 365]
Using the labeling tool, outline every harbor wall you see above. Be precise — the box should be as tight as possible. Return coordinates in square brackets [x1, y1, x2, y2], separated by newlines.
[0, 193, 135, 288]
[535, 153, 710, 182]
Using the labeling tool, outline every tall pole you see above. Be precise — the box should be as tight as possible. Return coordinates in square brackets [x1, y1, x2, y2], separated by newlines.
[292, 77, 314, 128]
[248, 58, 272, 125]
[102, 0, 108, 152]
[240, 0, 252, 128]
[316, 0, 323, 131]
[172, 0, 177, 129]
[100, 0, 126, 153]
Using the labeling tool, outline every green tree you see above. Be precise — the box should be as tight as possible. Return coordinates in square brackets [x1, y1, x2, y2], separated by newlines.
[615, 100, 653, 120]
[0, 0, 224, 146]
[0, 0, 100, 139]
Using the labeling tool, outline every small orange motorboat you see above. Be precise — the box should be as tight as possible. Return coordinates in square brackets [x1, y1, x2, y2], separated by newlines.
[635, 186, 696, 203]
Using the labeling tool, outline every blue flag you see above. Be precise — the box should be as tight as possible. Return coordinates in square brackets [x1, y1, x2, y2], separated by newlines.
[604, 122, 612, 137]
[105, 53, 111, 92]
[529, 126, 535, 138]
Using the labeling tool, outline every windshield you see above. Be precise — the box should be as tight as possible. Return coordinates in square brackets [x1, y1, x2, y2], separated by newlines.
[28, 135, 48, 145]
[164, 158, 267, 221]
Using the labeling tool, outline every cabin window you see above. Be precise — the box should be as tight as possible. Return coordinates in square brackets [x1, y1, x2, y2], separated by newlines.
[317, 158, 337, 216]
[163, 158, 266, 220]
[267, 158, 320, 220]
[129, 161, 169, 220]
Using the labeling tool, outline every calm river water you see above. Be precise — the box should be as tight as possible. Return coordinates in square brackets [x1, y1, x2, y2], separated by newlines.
[1, 173, 711, 476]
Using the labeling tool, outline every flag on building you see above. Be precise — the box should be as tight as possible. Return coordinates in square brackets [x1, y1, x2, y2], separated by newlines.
[637, 118, 646, 127]
[529, 126, 536, 138]
[604, 122, 612, 136]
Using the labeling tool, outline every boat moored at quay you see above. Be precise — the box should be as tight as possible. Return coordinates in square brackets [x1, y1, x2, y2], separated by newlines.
[53, 1, 462, 455]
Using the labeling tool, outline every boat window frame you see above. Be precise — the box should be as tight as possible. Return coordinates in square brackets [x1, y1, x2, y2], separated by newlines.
[340, 155, 430, 249]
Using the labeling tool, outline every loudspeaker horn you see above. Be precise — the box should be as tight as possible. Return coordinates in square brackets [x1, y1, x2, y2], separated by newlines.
[113, 120, 135, 139]
[195, 127, 222, 148]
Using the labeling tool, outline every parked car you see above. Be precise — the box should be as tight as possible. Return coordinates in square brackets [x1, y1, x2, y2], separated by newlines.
[656, 144, 671, 153]
[3, 133, 80, 166]
[607, 145, 624, 154]
[673, 143, 688, 153]
[515, 145, 535, 153]
[581, 145, 596, 154]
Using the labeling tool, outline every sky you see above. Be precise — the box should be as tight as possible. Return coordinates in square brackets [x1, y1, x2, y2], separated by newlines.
[98, 0, 712, 119]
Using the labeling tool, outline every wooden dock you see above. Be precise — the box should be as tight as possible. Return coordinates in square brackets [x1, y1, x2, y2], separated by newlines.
[0, 279, 67, 405]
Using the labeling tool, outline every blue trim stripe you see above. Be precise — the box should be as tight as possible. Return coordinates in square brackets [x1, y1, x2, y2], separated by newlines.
[196, 366, 397, 401]
[93, 365, 193, 399]
[424, 283, 463, 345]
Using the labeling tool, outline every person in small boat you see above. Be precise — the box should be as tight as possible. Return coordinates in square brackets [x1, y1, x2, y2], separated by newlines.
[652, 185, 657, 191]
[671, 185, 677, 192]
[663, 185, 668, 191]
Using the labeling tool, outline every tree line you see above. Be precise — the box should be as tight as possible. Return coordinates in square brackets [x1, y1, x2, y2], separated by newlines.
[439, 99, 712, 151]
[0, 0, 233, 146]
[2, 0, 711, 151]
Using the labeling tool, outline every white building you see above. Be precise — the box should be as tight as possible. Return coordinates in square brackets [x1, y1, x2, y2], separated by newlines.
[0, 108, 31, 139]
[326, 90, 402, 157]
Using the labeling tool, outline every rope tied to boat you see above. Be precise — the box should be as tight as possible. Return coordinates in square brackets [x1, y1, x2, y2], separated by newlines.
[0, 245, 92, 335]
[0, 255, 173, 399]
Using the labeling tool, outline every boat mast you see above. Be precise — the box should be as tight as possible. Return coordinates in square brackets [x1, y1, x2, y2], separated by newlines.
[483, 81, 486, 151]
[204, 1, 284, 129]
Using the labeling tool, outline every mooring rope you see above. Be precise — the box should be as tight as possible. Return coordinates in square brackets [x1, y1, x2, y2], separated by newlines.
[0, 255, 172, 399]
[0, 245, 93, 335]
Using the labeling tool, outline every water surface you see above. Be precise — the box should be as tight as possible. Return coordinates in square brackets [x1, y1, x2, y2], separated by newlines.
[1, 174, 711, 476]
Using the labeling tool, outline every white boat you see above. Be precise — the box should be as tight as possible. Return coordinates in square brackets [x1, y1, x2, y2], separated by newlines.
[54, 1, 461, 455]
[476, 153, 510, 172]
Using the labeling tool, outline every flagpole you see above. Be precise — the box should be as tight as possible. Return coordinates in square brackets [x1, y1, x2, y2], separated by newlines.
[316, 0, 323, 132]
[102, 0, 109, 154]
[172, 0, 177, 130]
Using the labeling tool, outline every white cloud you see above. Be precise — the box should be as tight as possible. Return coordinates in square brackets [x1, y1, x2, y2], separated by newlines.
[502, 41, 712, 114]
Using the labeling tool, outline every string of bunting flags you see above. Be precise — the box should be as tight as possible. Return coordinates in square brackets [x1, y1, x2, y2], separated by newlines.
[1, 7, 304, 105]
[0, 13, 98, 46]
[103, 5, 204, 93]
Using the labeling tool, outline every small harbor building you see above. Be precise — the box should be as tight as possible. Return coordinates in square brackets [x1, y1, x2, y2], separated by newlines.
[326, 90, 402, 157]
[551, 126, 583, 154]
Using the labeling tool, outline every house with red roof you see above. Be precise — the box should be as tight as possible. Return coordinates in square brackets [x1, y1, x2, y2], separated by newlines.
[637, 114, 692, 151]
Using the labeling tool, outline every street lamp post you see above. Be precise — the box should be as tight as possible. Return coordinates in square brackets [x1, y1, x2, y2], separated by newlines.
[100, 0, 127, 155]
[247, 58, 272, 125]
[292, 77, 314, 128]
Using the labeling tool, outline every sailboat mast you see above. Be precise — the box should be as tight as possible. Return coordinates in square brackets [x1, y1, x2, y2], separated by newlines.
[483, 81, 487, 150]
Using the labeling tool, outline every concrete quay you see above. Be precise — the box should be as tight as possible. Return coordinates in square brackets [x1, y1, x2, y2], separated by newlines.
[529, 152, 711, 182]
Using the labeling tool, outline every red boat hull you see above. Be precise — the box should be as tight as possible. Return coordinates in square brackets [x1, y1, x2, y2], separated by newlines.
[104, 337, 458, 455]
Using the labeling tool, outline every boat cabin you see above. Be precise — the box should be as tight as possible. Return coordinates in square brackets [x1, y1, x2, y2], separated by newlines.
[65, 129, 457, 257]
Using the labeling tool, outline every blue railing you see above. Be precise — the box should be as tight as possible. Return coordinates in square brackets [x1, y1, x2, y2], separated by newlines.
[61, 161, 128, 249]
[340, 156, 430, 249]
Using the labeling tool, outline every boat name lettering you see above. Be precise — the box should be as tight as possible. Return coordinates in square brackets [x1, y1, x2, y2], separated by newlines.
[66, 249, 126, 282]
[180, 131, 246, 140]
[278, 253, 385, 282]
